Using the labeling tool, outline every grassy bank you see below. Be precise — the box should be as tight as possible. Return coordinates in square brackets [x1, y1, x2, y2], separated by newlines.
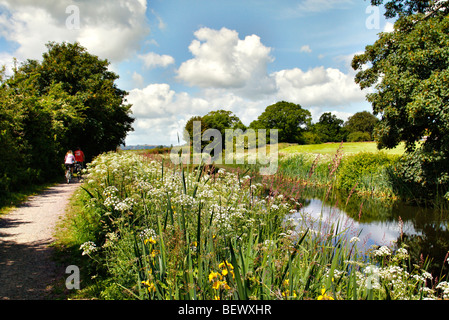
[55, 151, 449, 300]
[277, 149, 401, 201]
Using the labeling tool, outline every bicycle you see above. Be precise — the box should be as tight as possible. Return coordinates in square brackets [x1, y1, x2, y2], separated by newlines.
[65, 166, 73, 184]
[74, 162, 83, 181]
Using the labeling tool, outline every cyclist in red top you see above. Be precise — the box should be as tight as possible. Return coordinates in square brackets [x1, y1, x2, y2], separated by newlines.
[74, 147, 85, 168]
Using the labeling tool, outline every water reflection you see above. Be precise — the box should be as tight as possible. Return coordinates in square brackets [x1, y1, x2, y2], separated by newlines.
[292, 187, 449, 276]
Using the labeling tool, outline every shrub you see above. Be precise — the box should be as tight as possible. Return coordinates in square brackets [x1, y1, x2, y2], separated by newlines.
[336, 152, 399, 197]
[348, 131, 371, 142]
[390, 149, 449, 205]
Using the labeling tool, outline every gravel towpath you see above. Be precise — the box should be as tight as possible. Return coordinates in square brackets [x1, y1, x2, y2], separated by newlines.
[0, 182, 80, 300]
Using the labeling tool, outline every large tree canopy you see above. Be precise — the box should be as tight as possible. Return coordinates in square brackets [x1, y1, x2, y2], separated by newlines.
[183, 110, 245, 149]
[344, 111, 379, 141]
[353, 5, 449, 195]
[369, 0, 441, 18]
[9, 42, 134, 161]
[250, 101, 311, 143]
[312, 112, 347, 143]
[0, 42, 134, 198]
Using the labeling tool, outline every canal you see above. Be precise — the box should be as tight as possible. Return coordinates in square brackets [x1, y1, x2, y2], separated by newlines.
[291, 186, 449, 277]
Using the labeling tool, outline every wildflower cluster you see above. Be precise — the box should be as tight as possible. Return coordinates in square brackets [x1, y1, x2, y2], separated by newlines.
[70, 151, 449, 300]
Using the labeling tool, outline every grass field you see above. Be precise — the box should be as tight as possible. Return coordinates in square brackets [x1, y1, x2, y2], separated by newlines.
[280, 141, 406, 155]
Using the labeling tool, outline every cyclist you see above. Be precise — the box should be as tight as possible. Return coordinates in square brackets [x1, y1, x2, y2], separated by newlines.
[74, 147, 85, 180]
[74, 147, 85, 168]
[64, 150, 76, 182]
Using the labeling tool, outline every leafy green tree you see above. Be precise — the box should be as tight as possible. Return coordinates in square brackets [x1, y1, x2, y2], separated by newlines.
[183, 110, 245, 150]
[202, 109, 246, 135]
[0, 42, 134, 201]
[0, 68, 27, 196]
[313, 112, 347, 143]
[369, 0, 437, 18]
[11, 42, 134, 161]
[250, 101, 311, 143]
[352, 6, 449, 199]
[183, 115, 207, 145]
[344, 111, 379, 141]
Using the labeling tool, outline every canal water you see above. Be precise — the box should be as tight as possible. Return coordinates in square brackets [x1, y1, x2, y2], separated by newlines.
[291, 187, 449, 275]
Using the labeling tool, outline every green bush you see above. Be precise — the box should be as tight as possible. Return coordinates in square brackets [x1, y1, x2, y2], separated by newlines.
[390, 149, 449, 205]
[302, 131, 322, 145]
[336, 152, 399, 197]
[347, 131, 371, 142]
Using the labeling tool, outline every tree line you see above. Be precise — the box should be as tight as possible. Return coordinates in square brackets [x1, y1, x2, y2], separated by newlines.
[0, 42, 134, 202]
[184, 102, 379, 147]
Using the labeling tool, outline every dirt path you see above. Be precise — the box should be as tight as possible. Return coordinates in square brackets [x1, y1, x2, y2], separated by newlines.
[0, 181, 80, 300]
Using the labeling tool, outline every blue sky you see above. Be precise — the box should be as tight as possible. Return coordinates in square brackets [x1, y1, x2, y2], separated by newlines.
[0, 0, 394, 146]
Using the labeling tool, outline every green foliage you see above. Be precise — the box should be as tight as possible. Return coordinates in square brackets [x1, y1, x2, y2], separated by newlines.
[347, 131, 372, 142]
[302, 131, 323, 145]
[391, 148, 449, 203]
[336, 152, 399, 195]
[202, 109, 246, 134]
[0, 42, 134, 205]
[370, 0, 440, 18]
[183, 115, 207, 145]
[249, 101, 311, 144]
[183, 110, 245, 150]
[353, 10, 449, 193]
[312, 112, 347, 143]
[59, 151, 447, 300]
[344, 111, 378, 140]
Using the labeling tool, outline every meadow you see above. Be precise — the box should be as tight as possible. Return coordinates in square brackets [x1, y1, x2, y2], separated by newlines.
[56, 151, 449, 300]
[280, 141, 406, 155]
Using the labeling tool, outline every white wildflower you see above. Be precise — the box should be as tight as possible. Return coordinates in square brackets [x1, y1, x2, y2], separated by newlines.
[373, 245, 391, 257]
[396, 247, 409, 259]
[80, 241, 97, 256]
[139, 228, 157, 241]
[350, 237, 360, 243]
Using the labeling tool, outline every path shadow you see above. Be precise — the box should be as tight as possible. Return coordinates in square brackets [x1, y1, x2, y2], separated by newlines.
[0, 181, 80, 300]
[0, 239, 66, 300]
[13, 180, 82, 209]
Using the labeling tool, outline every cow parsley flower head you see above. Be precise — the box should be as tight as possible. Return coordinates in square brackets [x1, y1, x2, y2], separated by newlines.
[374, 245, 391, 257]
[80, 241, 97, 256]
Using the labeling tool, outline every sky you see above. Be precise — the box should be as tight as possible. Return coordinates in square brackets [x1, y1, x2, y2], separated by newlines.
[0, 0, 395, 146]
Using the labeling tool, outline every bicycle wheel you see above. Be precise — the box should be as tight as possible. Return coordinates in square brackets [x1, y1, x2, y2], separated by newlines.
[66, 169, 71, 184]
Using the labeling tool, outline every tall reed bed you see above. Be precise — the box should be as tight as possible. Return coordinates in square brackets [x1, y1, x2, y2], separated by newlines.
[278, 147, 401, 201]
[65, 151, 448, 300]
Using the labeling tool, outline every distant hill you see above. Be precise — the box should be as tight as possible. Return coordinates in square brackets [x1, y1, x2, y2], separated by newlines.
[119, 144, 169, 150]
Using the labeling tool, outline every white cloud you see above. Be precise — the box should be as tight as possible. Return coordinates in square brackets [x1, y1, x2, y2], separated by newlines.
[0, 51, 15, 76]
[383, 22, 395, 33]
[132, 71, 144, 88]
[0, 0, 149, 62]
[126, 83, 216, 145]
[127, 83, 212, 119]
[127, 116, 183, 146]
[300, 45, 312, 53]
[176, 27, 275, 98]
[273, 66, 367, 107]
[128, 84, 176, 118]
[138, 52, 175, 69]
